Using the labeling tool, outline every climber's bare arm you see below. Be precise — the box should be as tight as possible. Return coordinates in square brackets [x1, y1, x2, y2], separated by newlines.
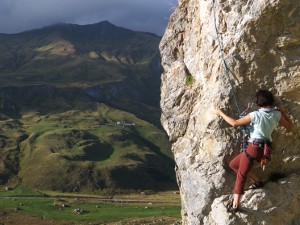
[276, 105, 293, 131]
[279, 115, 293, 131]
[215, 107, 251, 127]
[275, 104, 293, 131]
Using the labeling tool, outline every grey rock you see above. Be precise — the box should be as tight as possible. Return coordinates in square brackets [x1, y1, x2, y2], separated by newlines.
[160, 0, 300, 224]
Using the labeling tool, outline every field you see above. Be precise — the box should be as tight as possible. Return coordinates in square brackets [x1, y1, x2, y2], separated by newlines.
[0, 185, 181, 224]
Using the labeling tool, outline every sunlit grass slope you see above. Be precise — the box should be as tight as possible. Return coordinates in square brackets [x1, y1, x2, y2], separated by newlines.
[17, 104, 175, 192]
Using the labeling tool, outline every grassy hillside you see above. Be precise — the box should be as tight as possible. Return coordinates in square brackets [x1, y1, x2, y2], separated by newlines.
[0, 103, 175, 192]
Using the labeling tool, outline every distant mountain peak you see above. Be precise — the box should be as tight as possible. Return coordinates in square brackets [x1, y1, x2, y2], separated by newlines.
[97, 20, 113, 26]
[49, 20, 115, 29]
[0, 20, 159, 38]
[27, 20, 136, 40]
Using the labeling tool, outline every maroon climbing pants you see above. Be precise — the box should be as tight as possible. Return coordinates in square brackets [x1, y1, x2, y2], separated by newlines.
[229, 143, 264, 194]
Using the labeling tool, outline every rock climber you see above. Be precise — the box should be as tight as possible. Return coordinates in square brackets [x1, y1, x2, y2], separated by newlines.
[215, 89, 293, 213]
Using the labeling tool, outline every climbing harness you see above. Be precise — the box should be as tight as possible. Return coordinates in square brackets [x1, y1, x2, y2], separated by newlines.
[245, 139, 273, 171]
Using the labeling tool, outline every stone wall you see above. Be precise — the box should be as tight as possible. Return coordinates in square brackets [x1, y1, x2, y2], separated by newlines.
[160, 0, 300, 224]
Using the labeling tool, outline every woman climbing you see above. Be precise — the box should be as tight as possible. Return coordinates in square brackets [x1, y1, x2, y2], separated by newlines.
[215, 89, 293, 213]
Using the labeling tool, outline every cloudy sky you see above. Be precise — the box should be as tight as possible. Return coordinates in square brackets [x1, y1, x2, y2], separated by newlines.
[0, 0, 178, 35]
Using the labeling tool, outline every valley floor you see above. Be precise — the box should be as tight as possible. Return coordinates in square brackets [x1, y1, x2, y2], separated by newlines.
[0, 209, 180, 225]
[0, 190, 181, 225]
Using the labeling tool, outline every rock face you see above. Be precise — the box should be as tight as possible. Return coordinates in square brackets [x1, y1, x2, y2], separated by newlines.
[160, 0, 300, 224]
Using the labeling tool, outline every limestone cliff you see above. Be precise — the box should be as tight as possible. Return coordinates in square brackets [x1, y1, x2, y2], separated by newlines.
[160, 0, 300, 224]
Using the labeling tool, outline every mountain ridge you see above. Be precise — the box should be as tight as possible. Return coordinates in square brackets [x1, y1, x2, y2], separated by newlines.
[0, 20, 162, 117]
[0, 20, 160, 38]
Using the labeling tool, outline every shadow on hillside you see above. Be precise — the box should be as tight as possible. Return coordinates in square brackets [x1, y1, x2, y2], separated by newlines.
[62, 141, 114, 162]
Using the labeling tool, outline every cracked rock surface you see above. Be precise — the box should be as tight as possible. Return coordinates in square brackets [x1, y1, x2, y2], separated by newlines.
[160, 0, 300, 224]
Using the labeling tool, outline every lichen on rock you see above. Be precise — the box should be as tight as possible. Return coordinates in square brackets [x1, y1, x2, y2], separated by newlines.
[160, 0, 300, 224]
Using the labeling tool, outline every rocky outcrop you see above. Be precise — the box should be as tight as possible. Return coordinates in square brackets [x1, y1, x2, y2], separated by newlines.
[160, 0, 300, 224]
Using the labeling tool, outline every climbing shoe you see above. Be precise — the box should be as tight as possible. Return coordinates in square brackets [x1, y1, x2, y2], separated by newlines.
[223, 195, 238, 213]
[249, 180, 264, 189]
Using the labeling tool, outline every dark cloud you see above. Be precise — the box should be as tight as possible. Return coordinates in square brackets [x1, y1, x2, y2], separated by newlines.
[0, 0, 177, 35]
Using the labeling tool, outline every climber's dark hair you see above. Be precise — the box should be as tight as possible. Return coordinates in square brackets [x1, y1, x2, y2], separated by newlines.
[255, 90, 274, 107]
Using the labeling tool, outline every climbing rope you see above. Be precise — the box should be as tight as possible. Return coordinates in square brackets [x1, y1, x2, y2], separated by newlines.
[211, 0, 242, 116]
[211, 0, 254, 151]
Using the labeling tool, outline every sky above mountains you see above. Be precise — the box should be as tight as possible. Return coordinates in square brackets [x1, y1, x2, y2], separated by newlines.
[0, 0, 178, 35]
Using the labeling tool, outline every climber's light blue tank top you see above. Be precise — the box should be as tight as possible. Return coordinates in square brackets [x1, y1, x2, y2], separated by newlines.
[249, 108, 281, 142]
